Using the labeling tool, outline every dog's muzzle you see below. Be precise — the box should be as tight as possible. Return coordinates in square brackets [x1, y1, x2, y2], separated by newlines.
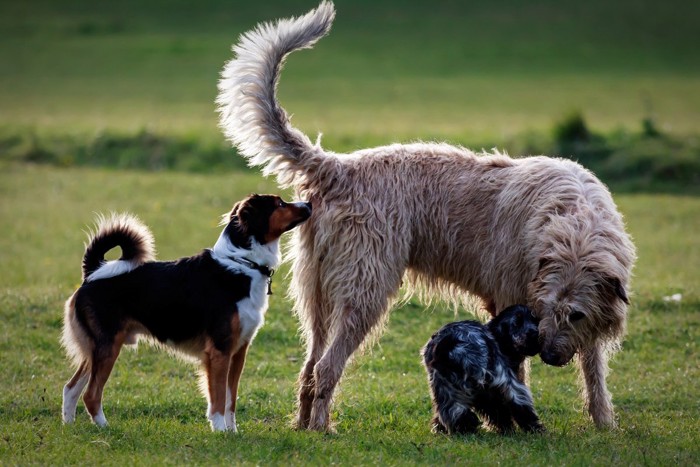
[296, 201, 312, 219]
[540, 347, 575, 367]
[284, 202, 312, 232]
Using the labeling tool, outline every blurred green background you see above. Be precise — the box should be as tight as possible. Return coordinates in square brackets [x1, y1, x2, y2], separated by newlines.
[1, 0, 699, 189]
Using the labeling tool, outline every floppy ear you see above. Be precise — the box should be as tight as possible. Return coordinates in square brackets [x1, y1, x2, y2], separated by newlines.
[220, 202, 240, 226]
[235, 200, 252, 230]
[609, 277, 629, 305]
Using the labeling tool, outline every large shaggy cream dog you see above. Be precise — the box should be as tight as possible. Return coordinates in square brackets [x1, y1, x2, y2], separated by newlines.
[217, 1, 636, 431]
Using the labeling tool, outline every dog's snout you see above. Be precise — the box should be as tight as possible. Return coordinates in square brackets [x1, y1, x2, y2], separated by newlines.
[302, 201, 312, 216]
[291, 201, 312, 218]
[540, 348, 573, 367]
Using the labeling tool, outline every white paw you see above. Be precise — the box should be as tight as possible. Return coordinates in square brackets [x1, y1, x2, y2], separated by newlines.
[91, 407, 108, 427]
[225, 411, 238, 433]
[208, 412, 227, 432]
[62, 384, 81, 423]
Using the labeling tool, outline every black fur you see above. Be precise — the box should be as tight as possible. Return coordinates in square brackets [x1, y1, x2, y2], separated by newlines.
[422, 305, 545, 435]
[76, 251, 252, 354]
[82, 226, 149, 280]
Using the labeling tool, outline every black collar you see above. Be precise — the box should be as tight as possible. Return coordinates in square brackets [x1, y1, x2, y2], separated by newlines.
[230, 256, 274, 278]
[227, 256, 275, 295]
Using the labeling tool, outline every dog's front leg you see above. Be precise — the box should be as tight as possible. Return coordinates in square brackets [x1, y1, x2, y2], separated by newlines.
[578, 341, 616, 428]
[225, 342, 249, 433]
[203, 344, 233, 432]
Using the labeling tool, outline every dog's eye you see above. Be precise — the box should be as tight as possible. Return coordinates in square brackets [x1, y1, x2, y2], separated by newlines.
[569, 310, 586, 322]
[277, 200, 285, 208]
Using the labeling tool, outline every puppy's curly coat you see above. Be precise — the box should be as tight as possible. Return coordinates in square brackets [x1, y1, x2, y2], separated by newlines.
[217, 1, 636, 431]
[422, 305, 544, 434]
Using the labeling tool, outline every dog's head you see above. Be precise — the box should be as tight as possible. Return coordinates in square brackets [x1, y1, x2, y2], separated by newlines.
[224, 194, 312, 246]
[527, 217, 633, 367]
[489, 304, 541, 357]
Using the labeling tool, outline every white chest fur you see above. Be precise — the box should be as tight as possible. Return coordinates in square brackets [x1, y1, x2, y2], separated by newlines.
[210, 228, 280, 350]
[236, 270, 269, 347]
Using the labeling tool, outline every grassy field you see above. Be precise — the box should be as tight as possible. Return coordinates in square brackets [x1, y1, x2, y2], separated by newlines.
[1, 0, 699, 464]
[0, 165, 698, 465]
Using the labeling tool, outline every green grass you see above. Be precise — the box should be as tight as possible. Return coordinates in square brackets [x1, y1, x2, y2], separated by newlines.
[0, 165, 698, 465]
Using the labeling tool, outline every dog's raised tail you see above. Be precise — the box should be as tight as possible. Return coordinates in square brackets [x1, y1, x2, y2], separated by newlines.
[82, 213, 155, 282]
[217, 1, 335, 187]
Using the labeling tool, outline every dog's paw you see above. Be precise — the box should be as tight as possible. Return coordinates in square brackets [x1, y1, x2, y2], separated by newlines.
[209, 412, 228, 432]
[225, 411, 238, 433]
[91, 409, 108, 428]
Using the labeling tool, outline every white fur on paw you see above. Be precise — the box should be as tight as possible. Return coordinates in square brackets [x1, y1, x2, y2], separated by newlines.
[209, 412, 227, 432]
[225, 411, 238, 433]
[92, 407, 108, 427]
[62, 379, 86, 423]
[62, 386, 77, 423]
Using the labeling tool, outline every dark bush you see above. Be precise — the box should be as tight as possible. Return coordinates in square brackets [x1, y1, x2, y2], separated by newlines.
[553, 111, 591, 145]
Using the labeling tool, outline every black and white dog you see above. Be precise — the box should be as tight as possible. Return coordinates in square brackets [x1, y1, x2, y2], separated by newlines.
[422, 305, 545, 434]
[61, 194, 311, 432]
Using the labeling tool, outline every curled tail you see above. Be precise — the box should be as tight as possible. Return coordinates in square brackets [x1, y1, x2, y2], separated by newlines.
[82, 213, 155, 282]
[217, 1, 335, 187]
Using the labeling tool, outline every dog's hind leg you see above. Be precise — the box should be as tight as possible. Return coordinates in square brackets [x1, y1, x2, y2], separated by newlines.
[291, 246, 331, 429]
[296, 329, 328, 429]
[225, 342, 248, 433]
[579, 341, 615, 428]
[475, 395, 515, 434]
[432, 380, 480, 435]
[82, 334, 126, 427]
[307, 298, 394, 432]
[62, 360, 89, 423]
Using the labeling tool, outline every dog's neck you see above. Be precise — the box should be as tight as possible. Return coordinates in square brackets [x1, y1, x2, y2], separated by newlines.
[210, 225, 280, 272]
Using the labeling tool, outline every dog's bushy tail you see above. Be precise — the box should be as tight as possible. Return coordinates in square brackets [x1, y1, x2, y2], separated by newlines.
[82, 213, 155, 282]
[217, 1, 335, 187]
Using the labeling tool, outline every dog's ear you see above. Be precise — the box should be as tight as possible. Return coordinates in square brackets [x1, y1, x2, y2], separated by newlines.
[607, 276, 629, 305]
[234, 200, 252, 232]
[220, 202, 241, 226]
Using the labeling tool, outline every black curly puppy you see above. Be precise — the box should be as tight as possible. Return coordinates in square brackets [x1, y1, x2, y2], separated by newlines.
[422, 305, 544, 434]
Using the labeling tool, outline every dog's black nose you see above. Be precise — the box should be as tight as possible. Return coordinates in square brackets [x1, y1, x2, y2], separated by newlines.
[301, 202, 312, 217]
[540, 349, 571, 367]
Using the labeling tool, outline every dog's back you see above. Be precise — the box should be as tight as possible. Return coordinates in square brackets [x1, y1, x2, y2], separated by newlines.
[73, 252, 255, 353]
[422, 320, 497, 391]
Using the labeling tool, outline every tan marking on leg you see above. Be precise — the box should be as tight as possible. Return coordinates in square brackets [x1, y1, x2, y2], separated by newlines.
[82, 332, 126, 427]
[203, 339, 232, 431]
